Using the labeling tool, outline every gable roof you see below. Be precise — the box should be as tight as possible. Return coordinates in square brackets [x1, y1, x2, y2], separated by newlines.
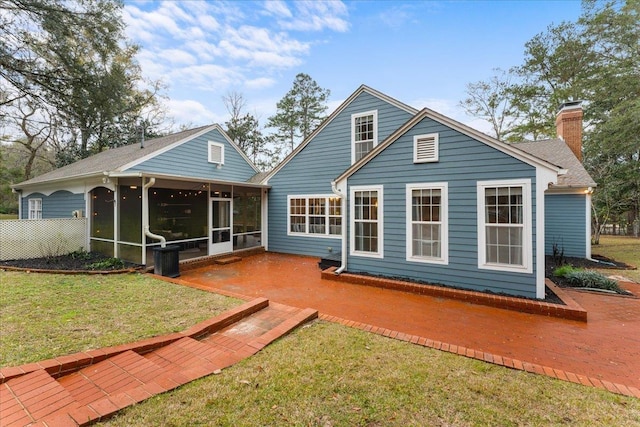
[334, 108, 563, 185]
[515, 139, 596, 188]
[14, 124, 259, 188]
[261, 84, 418, 184]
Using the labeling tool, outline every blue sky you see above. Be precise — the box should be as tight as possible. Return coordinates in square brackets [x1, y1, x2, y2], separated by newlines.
[123, 0, 583, 134]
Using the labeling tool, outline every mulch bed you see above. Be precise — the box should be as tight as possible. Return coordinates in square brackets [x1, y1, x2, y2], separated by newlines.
[0, 252, 140, 272]
[545, 255, 635, 295]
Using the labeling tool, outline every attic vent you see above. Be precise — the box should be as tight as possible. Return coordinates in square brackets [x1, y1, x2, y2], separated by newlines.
[208, 141, 224, 165]
[414, 133, 439, 163]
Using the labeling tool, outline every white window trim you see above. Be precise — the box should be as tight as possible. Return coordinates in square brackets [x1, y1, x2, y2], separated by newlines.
[286, 195, 342, 239]
[351, 110, 378, 164]
[208, 141, 225, 165]
[28, 198, 42, 220]
[406, 182, 448, 265]
[350, 185, 384, 258]
[477, 178, 533, 274]
[413, 133, 439, 163]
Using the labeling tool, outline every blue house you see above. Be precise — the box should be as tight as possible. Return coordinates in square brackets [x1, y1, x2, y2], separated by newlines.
[262, 86, 594, 299]
[13, 86, 595, 299]
[12, 125, 268, 265]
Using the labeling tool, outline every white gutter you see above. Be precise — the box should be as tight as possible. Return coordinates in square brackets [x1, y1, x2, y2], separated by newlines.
[142, 178, 166, 259]
[331, 180, 347, 274]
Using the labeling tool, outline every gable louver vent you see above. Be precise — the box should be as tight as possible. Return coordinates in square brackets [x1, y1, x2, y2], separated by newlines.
[414, 133, 439, 163]
[208, 141, 224, 165]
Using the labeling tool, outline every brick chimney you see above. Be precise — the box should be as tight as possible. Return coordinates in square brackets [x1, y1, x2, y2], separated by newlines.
[556, 101, 583, 161]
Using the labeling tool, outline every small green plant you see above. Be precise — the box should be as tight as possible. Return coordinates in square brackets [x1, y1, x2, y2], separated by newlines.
[553, 264, 578, 277]
[86, 258, 125, 270]
[68, 249, 91, 260]
[564, 270, 622, 293]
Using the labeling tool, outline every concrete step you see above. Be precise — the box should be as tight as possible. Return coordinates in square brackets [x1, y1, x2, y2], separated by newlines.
[214, 256, 242, 265]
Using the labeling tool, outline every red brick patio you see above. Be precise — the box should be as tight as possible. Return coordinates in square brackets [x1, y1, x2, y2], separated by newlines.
[174, 251, 640, 397]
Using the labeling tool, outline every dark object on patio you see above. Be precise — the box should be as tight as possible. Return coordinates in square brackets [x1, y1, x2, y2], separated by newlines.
[318, 252, 341, 270]
[153, 245, 181, 278]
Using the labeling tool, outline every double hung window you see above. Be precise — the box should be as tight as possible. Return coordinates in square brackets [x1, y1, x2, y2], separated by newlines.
[350, 186, 383, 258]
[406, 183, 448, 264]
[477, 179, 532, 273]
[28, 198, 42, 219]
[351, 110, 378, 163]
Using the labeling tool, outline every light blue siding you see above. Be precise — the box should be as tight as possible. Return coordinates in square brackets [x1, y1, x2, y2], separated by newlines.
[21, 191, 84, 219]
[346, 117, 539, 298]
[545, 194, 587, 257]
[128, 128, 256, 182]
[267, 91, 414, 257]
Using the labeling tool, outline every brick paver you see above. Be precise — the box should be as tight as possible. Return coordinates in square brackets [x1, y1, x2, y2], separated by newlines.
[177, 252, 640, 394]
[0, 298, 318, 426]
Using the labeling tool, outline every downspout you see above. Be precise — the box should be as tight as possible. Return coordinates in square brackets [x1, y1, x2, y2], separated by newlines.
[331, 181, 347, 274]
[143, 177, 166, 249]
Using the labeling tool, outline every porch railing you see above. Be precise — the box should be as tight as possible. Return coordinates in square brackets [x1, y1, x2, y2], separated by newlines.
[0, 218, 87, 261]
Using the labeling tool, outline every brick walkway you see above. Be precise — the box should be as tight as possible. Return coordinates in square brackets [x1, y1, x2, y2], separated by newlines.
[0, 299, 317, 426]
[176, 252, 640, 397]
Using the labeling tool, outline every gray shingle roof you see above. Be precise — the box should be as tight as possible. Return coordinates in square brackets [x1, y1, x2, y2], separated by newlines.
[515, 139, 596, 188]
[14, 125, 214, 187]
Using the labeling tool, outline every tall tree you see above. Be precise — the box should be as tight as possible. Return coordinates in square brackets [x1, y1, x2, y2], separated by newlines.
[459, 69, 519, 141]
[267, 73, 330, 153]
[222, 91, 278, 171]
[1, 0, 166, 167]
[460, 0, 640, 236]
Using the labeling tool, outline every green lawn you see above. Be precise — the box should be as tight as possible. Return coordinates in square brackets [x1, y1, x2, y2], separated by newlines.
[0, 213, 18, 220]
[1, 270, 638, 425]
[0, 271, 241, 366]
[99, 321, 639, 427]
[593, 235, 640, 282]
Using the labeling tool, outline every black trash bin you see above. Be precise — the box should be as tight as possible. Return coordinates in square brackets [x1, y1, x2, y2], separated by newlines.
[153, 245, 180, 278]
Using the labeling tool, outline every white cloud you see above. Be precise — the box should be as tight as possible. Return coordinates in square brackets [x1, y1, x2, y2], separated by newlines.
[157, 49, 198, 66]
[122, 1, 353, 127]
[173, 64, 242, 91]
[263, 0, 292, 18]
[220, 25, 309, 68]
[166, 99, 223, 127]
[279, 1, 349, 32]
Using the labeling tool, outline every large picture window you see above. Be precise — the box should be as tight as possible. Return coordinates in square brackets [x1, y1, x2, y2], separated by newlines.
[288, 196, 342, 237]
[350, 185, 383, 258]
[477, 179, 532, 273]
[351, 110, 378, 163]
[406, 183, 448, 264]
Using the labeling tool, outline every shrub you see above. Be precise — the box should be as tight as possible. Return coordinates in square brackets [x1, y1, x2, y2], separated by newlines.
[87, 258, 125, 270]
[69, 249, 91, 260]
[564, 270, 622, 293]
[553, 264, 578, 277]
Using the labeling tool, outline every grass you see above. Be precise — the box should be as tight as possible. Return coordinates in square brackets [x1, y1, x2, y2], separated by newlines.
[99, 321, 640, 427]
[593, 235, 640, 282]
[0, 213, 18, 220]
[2, 265, 640, 425]
[0, 271, 241, 366]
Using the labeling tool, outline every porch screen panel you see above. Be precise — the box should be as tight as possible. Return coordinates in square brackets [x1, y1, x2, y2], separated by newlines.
[119, 185, 142, 244]
[149, 188, 207, 242]
[91, 187, 114, 240]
